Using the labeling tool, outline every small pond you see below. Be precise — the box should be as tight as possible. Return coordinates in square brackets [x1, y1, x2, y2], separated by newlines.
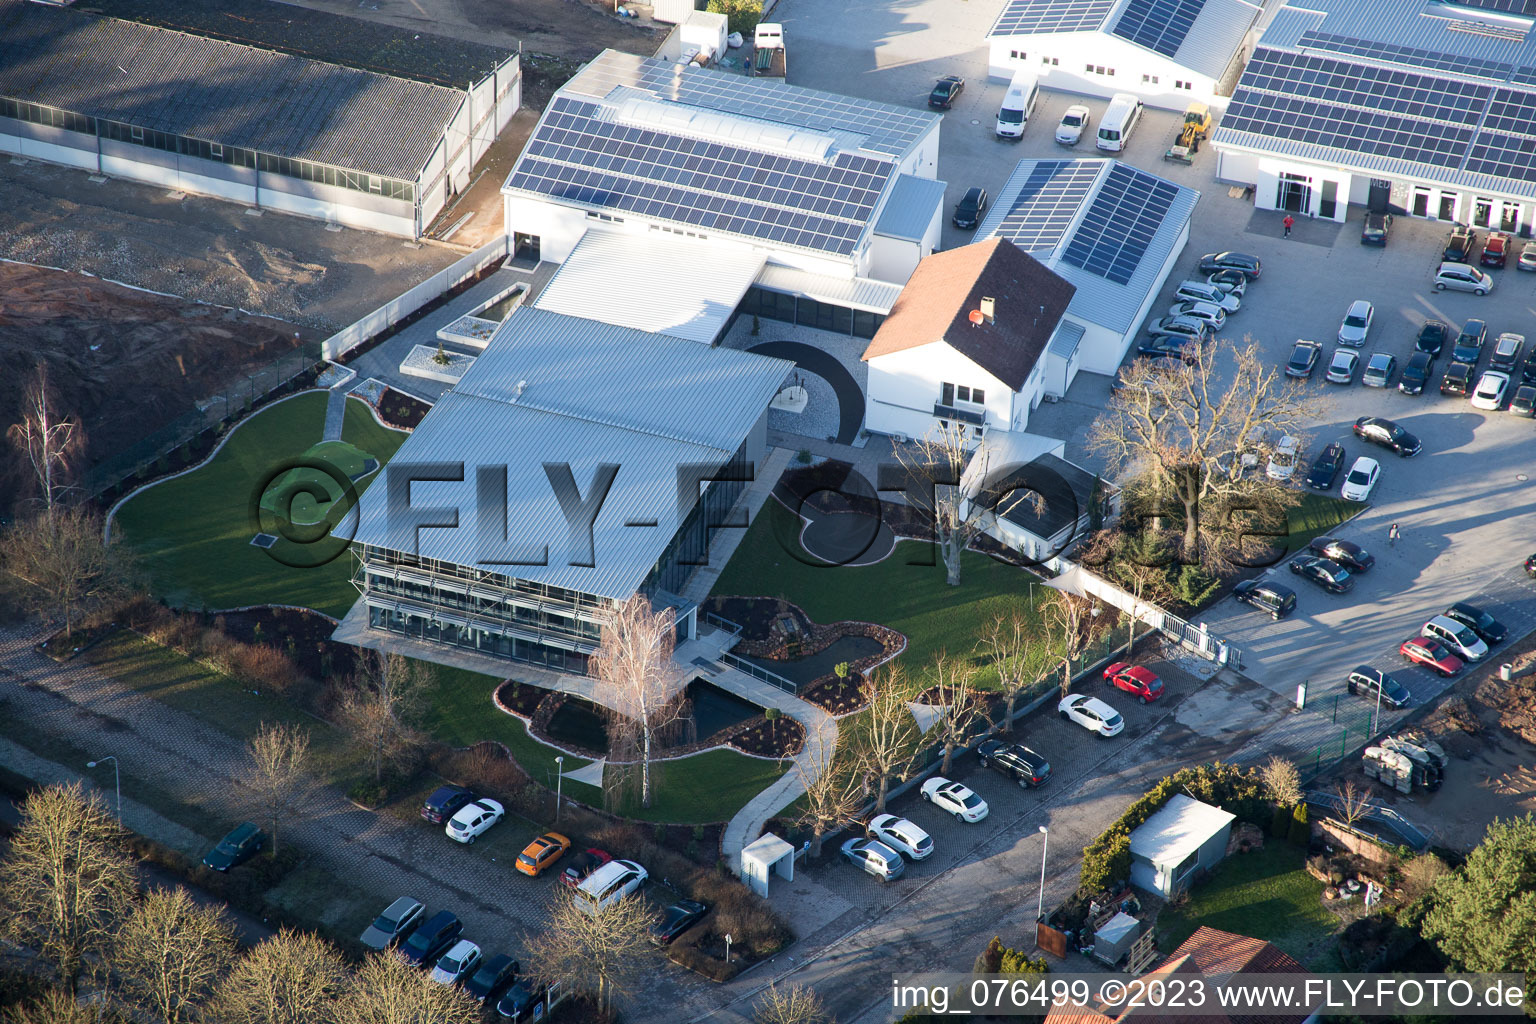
[543, 678, 766, 755]
[734, 634, 883, 686]
[475, 287, 526, 323]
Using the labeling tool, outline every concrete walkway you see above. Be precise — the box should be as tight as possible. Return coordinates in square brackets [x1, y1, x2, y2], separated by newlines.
[321, 385, 347, 441]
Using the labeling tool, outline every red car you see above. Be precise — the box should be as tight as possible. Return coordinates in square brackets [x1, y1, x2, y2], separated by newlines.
[560, 847, 613, 889]
[1399, 637, 1464, 677]
[1102, 663, 1164, 703]
[1482, 231, 1511, 268]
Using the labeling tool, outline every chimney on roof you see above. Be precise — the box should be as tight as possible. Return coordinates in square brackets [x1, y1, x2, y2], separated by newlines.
[980, 297, 996, 324]
[514, 380, 527, 401]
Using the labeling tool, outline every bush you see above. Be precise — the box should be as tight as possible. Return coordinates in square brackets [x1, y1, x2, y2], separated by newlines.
[1080, 828, 1131, 894]
[1270, 803, 1292, 839]
[1288, 802, 1310, 846]
[707, 0, 762, 36]
[1174, 564, 1221, 607]
[348, 780, 388, 808]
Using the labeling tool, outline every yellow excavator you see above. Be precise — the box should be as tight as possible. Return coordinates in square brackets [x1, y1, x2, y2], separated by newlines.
[1164, 102, 1212, 164]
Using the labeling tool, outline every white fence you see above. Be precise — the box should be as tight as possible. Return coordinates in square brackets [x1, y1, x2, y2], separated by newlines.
[321, 235, 509, 361]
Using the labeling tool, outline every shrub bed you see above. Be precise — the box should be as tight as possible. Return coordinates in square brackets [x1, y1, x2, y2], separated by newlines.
[373, 387, 431, 430]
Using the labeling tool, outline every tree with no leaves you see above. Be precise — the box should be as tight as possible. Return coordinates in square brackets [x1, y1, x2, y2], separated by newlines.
[754, 982, 832, 1024]
[975, 609, 1052, 733]
[1401, 852, 1449, 902]
[212, 927, 349, 1024]
[1041, 591, 1102, 698]
[115, 887, 237, 1024]
[1259, 756, 1303, 809]
[926, 653, 985, 776]
[7, 363, 84, 520]
[794, 720, 864, 858]
[855, 666, 920, 813]
[2, 990, 106, 1024]
[340, 651, 429, 786]
[1332, 779, 1372, 831]
[245, 721, 314, 858]
[0, 782, 135, 994]
[526, 890, 658, 1015]
[1, 506, 137, 639]
[593, 593, 687, 809]
[334, 951, 482, 1024]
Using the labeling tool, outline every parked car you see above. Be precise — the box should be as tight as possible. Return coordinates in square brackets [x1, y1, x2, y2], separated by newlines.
[920, 777, 989, 822]
[952, 186, 988, 229]
[976, 739, 1052, 788]
[1483, 231, 1512, 267]
[1206, 268, 1248, 295]
[1285, 340, 1321, 378]
[1415, 320, 1449, 356]
[1341, 456, 1381, 501]
[1360, 211, 1391, 246]
[359, 897, 425, 951]
[1266, 434, 1302, 480]
[1308, 537, 1374, 571]
[1289, 554, 1354, 593]
[1400, 637, 1464, 677]
[1362, 352, 1396, 388]
[1441, 361, 1474, 397]
[1198, 252, 1262, 278]
[573, 860, 648, 915]
[1338, 300, 1374, 346]
[1137, 336, 1199, 361]
[1445, 226, 1476, 261]
[1102, 662, 1164, 703]
[840, 838, 905, 882]
[1354, 416, 1422, 456]
[446, 798, 505, 844]
[400, 911, 463, 968]
[202, 822, 265, 872]
[1452, 319, 1488, 363]
[561, 847, 614, 889]
[1232, 580, 1296, 619]
[1399, 351, 1435, 395]
[1325, 348, 1359, 384]
[464, 954, 520, 1005]
[1056, 104, 1091, 144]
[650, 900, 710, 943]
[1058, 694, 1125, 737]
[928, 75, 964, 109]
[1215, 448, 1260, 478]
[1522, 245, 1536, 272]
[421, 785, 476, 824]
[1146, 315, 1212, 342]
[1511, 385, 1536, 417]
[1523, 349, 1536, 384]
[1167, 300, 1226, 329]
[1347, 666, 1411, 709]
[1491, 332, 1524, 371]
[515, 831, 570, 877]
[1471, 370, 1511, 410]
[868, 813, 935, 859]
[1422, 615, 1490, 662]
[1527, 553, 1536, 579]
[1306, 442, 1345, 490]
[1443, 602, 1507, 645]
[1435, 261, 1494, 294]
[1176, 279, 1241, 312]
[495, 979, 548, 1022]
[430, 939, 482, 987]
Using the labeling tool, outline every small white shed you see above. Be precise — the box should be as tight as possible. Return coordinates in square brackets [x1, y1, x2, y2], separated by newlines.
[740, 834, 796, 898]
[1128, 794, 1236, 898]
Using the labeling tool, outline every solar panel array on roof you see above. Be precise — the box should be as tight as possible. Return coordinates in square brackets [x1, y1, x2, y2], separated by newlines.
[1467, 88, 1536, 179]
[993, 160, 1101, 252]
[990, 0, 1117, 36]
[1111, 0, 1207, 57]
[1298, 29, 1515, 80]
[1061, 164, 1179, 285]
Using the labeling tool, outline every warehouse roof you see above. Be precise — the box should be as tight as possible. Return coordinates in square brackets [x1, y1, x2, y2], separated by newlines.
[0, 0, 471, 179]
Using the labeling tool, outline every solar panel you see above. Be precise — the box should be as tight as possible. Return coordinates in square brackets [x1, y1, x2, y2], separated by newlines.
[1298, 29, 1514, 81]
[992, 160, 1101, 252]
[1222, 88, 1474, 168]
[1111, 0, 1206, 58]
[990, 0, 1117, 36]
[1061, 164, 1178, 286]
[1239, 48, 1490, 125]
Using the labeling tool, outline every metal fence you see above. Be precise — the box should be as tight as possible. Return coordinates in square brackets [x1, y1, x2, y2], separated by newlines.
[1305, 789, 1432, 851]
[703, 611, 744, 637]
[720, 652, 799, 694]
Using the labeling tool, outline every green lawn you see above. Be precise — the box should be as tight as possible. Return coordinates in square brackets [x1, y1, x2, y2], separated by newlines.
[114, 393, 407, 617]
[1155, 843, 1341, 966]
[1284, 493, 1362, 554]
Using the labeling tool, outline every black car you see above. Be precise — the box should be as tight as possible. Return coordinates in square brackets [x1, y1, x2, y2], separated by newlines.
[1308, 537, 1375, 571]
[976, 739, 1052, 787]
[952, 187, 988, 229]
[1306, 442, 1345, 490]
[1137, 337, 1198, 361]
[359, 897, 425, 951]
[1521, 350, 1536, 385]
[650, 900, 710, 945]
[1399, 351, 1435, 395]
[1197, 252, 1262, 279]
[464, 954, 520, 1005]
[420, 785, 476, 825]
[1443, 226, 1476, 262]
[1361, 211, 1391, 246]
[1347, 666, 1411, 710]
[1289, 554, 1353, 593]
[1285, 340, 1321, 378]
[399, 910, 462, 968]
[1452, 319, 1487, 363]
[928, 75, 964, 109]
[1353, 416, 1422, 456]
[1233, 580, 1296, 619]
[1415, 320, 1449, 356]
[1441, 361, 1474, 397]
[203, 822, 265, 872]
[496, 980, 547, 1022]
[1512, 385, 1536, 417]
[1444, 603, 1507, 645]
[1491, 333, 1524, 372]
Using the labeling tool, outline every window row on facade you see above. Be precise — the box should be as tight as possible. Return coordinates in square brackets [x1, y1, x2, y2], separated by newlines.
[738, 285, 887, 339]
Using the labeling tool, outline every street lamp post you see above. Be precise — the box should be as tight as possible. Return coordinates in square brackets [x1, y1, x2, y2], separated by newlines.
[1372, 678, 1383, 736]
[554, 755, 564, 825]
[1036, 825, 1049, 926]
[86, 756, 120, 820]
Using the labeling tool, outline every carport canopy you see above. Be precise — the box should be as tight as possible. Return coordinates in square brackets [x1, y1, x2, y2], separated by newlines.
[740, 833, 796, 897]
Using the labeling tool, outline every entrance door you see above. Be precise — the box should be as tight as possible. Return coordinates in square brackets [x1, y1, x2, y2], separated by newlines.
[1474, 197, 1493, 228]
[512, 232, 541, 261]
[1502, 201, 1522, 233]
[1320, 180, 1338, 220]
[1412, 188, 1431, 218]
[1367, 179, 1391, 213]
[1277, 174, 1310, 213]
[1438, 191, 1458, 221]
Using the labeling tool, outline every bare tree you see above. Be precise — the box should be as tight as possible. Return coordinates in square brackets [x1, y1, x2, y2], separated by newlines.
[213, 927, 349, 1024]
[7, 363, 84, 520]
[794, 720, 864, 858]
[115, 887, 237, 1024]
[1333, 779, 1372, 831]
[340, 651, 429, 785]
[527, 890, 658, 1015]
[593, 594, 687, 809]
[0, 782, 134, 993]
[1088, 340, 1318, 573]
[975, 609, 1052, 733]
[2, 990, 106, 1024]
[1041, 591, 1102, 697]
[856, 666, 920, 813]
[754, 982, 833, 1024]
[1260, 756, 1303, 808]
[1, 507, 137, 639]
[245, 722, 314, 858]
[335, 952, 482, 1024]
[926, 653, 985, 775]
[1402, 852, 1449, 901]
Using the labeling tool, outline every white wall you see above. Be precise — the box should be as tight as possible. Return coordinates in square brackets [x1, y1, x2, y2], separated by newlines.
[869, 233, 923, 284]
[988, 34, 1224, 112]
[503, 195, 593, 261]
[865, 341, 1017, 439]
[0, 121, 97, 171]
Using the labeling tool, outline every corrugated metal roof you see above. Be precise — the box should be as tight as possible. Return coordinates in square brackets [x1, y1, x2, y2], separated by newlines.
[1130, 794, 1236, 865]
[1170, 0, 1263, 79]
[1049, 319, 1085, 358]
[1260, 0, 1536, 62]
[874, 174, 947, 242]
[532, 230, 766, 344]
[987, 0, 1256, 78]
[754, 264, 904, 312]
[0, 0, 465, 179]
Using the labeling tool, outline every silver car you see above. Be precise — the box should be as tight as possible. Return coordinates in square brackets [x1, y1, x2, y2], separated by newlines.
[1166, 300, 1226, 329]
[841, 838, 905, 882]
[1174, 280, 1241, 313]
[1434, 262, 1494, 295]
[1362, 352, 1396, 388]
[1326, 348, 1359, 384]
[1338, 300, 1374, 347]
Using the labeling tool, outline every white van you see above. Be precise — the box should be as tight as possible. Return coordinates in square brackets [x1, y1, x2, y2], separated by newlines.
[574, 859, 647, 915]
[995, 70, 1039, 139]
[1096, 93, 1143, 152]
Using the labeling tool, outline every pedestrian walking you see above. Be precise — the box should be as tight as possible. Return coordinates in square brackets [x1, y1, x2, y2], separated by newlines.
[1283, 214, 1294, 237]
[1389, 522, 1400, 546]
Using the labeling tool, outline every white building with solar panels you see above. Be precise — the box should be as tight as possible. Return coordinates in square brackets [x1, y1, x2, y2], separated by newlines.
[1213, 0, 1536, 228]
[985, 0, 1262, 110]
[0, 0, 519, 238]
[500, 49, 944, 346]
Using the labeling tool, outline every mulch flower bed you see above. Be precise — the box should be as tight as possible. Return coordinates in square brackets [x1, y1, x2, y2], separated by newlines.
[798, 674, 869, 715]
[374, 386, 431, 430]
[727, 717, 804, 758]
[494, 679, 547, 717]
[218, 606, 356, 681]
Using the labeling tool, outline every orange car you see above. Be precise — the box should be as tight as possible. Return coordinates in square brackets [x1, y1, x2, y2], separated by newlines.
[515, 832, 571, 877]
